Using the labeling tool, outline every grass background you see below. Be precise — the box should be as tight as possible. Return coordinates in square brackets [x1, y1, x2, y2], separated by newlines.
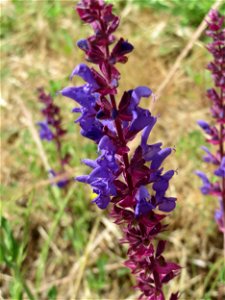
[1, 0, 225, 299]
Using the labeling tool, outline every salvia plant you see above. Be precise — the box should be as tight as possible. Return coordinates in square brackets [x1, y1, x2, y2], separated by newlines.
[60, 0, 180, 299]
[196, 10, 225, 241]
[37, 88, 70, 188]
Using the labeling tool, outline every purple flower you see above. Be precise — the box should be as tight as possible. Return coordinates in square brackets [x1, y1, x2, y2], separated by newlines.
[77, 39, 89, 51]
[61, 64, 105, 142]
[98, 135, 117, 153]
[201, 146, 219, 165]
[195, 171, 212, 195]
[151, 148, 172, 170]
[141, 124, 162, 162]
[70, 63, 99, 89]
[197, 120, 212, 134]
[157, 197, 177, 212]
[153, 170, 175, 199]
[134, 186, 155, 216]
[110, 38, 134, 64]
[77, 149, 120, 209]
[61, 64, 99, 107]
[125, 107, 156, 141]
[214, 156, 225, 177]
[49, 170, 70, 188]
[37, 121, 54, 141]
[215, 199, 225, 233]
[118, 86, 152, 123]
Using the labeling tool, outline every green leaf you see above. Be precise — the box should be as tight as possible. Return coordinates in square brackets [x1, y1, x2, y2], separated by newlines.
[47, 286, 58, 300]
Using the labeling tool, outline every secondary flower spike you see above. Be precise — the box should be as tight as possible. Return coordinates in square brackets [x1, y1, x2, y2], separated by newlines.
[196, 10, 225, 236]
[61, 0, 180, 298]
[37, 88, 70, 188]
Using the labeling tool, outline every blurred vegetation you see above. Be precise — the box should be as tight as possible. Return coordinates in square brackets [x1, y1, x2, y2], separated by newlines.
[130, 0, 225, 26]
[0, 215, 35, 299]
[176, 130, 205, 161]
[1, 0, 224, 299]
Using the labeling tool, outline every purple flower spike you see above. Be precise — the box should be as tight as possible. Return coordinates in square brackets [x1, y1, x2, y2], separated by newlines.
[37, 88, 70, 188]
[196, 9, 225, 235]
[61, 0, 180, 298]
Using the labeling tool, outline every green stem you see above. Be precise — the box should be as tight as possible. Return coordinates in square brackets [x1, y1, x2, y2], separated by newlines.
[15, 266, 35, 300]
[35, 185, 76, 287]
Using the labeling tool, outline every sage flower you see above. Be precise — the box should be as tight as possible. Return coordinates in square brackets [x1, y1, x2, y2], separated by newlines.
[61, 1, 180, 298]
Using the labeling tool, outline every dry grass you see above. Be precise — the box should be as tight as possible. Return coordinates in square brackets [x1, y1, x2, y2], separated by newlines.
[1, 1, 224, 299]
